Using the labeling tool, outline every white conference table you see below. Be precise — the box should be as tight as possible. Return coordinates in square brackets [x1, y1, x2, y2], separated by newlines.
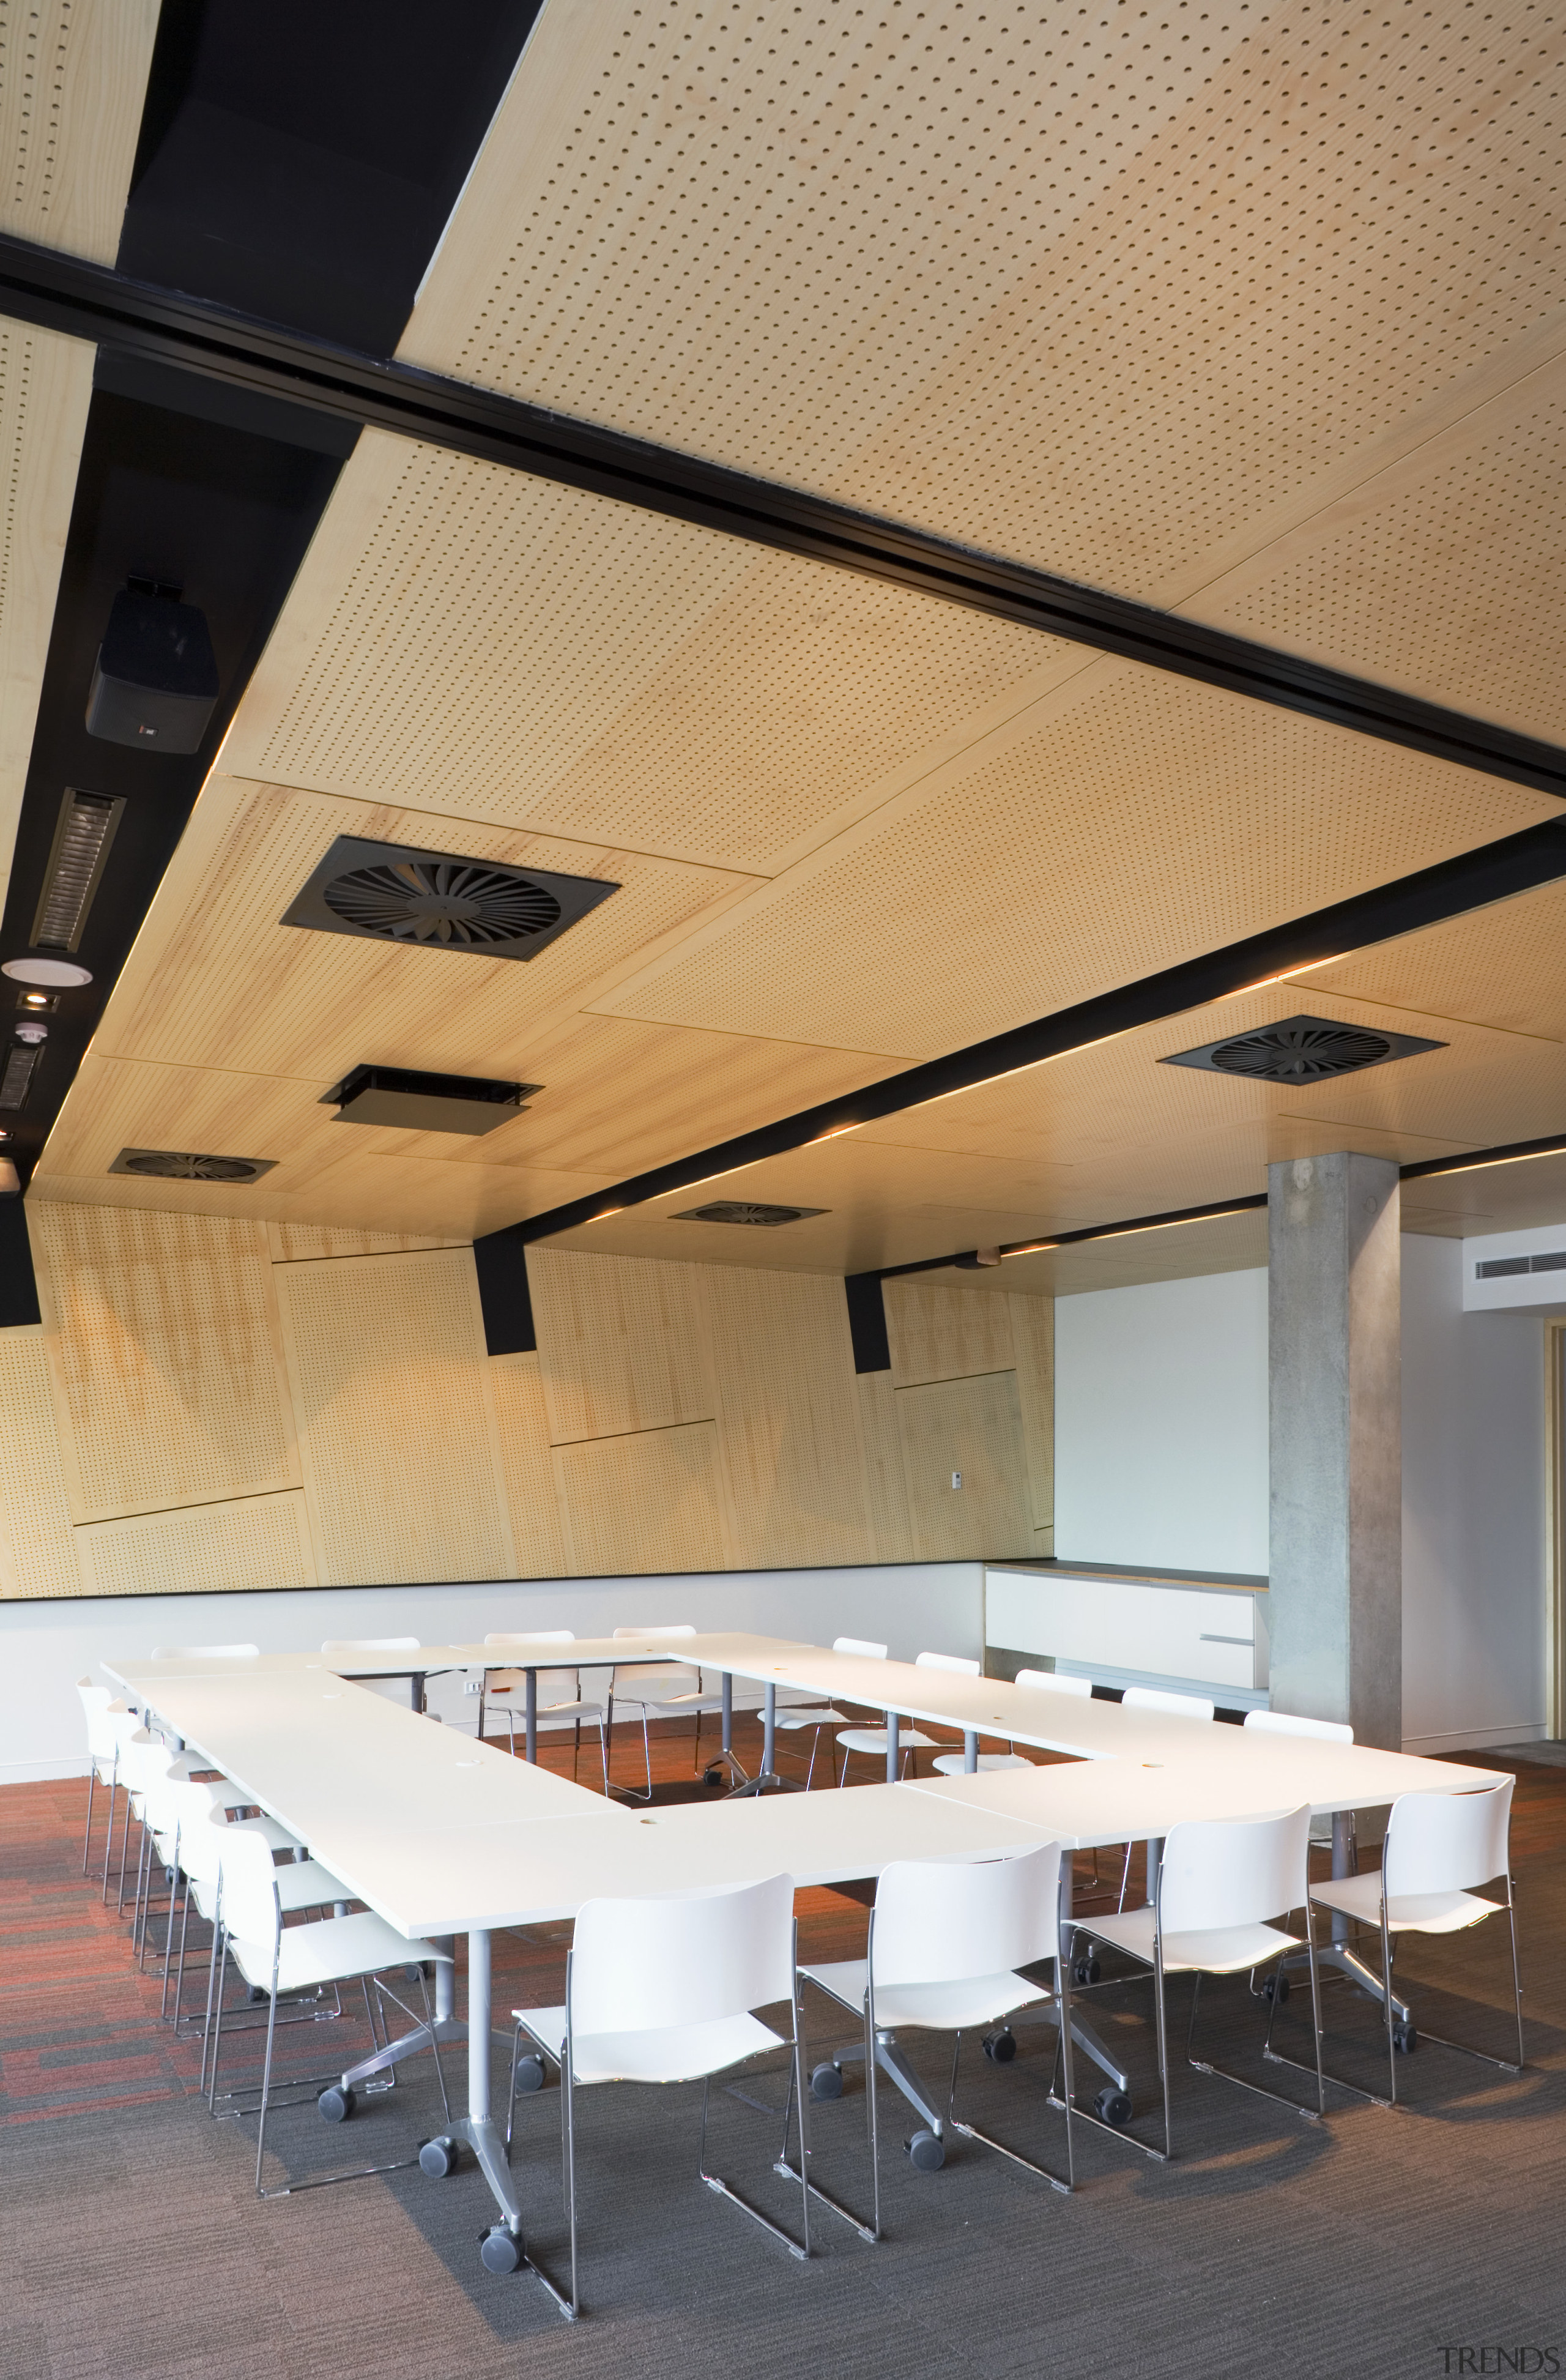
[105, 1638, 1499, 2286]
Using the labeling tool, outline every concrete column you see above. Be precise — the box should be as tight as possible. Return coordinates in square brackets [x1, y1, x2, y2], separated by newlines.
[1267, 1151, 1401, 1749]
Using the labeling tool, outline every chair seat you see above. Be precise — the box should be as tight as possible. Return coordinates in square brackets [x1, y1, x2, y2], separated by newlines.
[514, 2003, 784, 2084]
[1310, 1872, 1501, 1935]
[1088, 1906, 1301, 1975]
[801, 1957, 1052, 2032]
[228, 1910, 450, 1995]
[774, 1706, 844, 1729]
[836, 1725, 937, 1754]
[275, 1859, 350, 1914]
[489, 1694, 604, 1720]
[618, 1692, 729, 1717]
[930, 1752, 1031, 1776]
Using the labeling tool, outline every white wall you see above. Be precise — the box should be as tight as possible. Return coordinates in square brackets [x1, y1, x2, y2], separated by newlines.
[1053, 1269, 1269, 1576]
[0, 1561, 983, 1782]
[1401, 1231, 1548, 1753]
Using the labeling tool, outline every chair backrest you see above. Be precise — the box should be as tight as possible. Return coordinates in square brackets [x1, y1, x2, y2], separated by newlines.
[1123, 1686, 1216, 1722]
[1244, 1708, 1353, 1743]
[915, 1649, 981, 1676]
[173, 1788, 239, 1885]
[1015, 1668, 1091, 1698]
[833, 1636, 888, 1659]
[149, 1642, 259, 1659]
[215, 1823, 283, 1946]
[870, 1843, 1063, 1989]
[1383, 1777, 1513, 1898]
[570, 1873, 794, 2034]
[321, 1637, 420, 1654]
[484, 1631, 574, 1648]
[1158, 1807, 1310, 1933]
[612, 1622, 699, 1694]
[75, 1678, 120, 1761]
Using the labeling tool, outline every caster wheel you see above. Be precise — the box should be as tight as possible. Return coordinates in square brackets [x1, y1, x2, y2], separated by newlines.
[1392, 2021, 1418, 2055]
[1093, 2086, 1134, 2128]
[1073, 1955, 1101, 1988]
[703, 1765, 727, 1791]
[907, 2129, 945, 2171]
[317, 2084, 355, 2124]
[1263, 1974, 1291, 2005]
[480, 2225, 524, 2275]
[982, 2028, 1017, 2064]
[514, 2053, 546, 2096]
[419, 2137, 458, 2178]
[810, 2062, 844, 2101]
[246, 1985, 269, 2005]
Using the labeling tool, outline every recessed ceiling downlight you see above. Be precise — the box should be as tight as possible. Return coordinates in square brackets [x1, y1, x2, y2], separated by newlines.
[108, 1148, 278, 1184]
[1162, 1013, 1445, 1085]
[283, 837, 618, 960]
[2, 958, 92, 987]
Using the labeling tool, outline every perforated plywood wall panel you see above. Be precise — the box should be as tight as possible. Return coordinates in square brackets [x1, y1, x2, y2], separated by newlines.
[895, 1372, 1033, 1564]
[28, 1204, 299, 1525]
[75, 1492, 316, 1599]
[404, 0, 1566, 604]
[275, 1247, 514, 1586]
[530, 1248, 713, 1446]
[1009, 1295, 1055, 1542]
[701, 1266, 871, 1569]
[269, 1225, 466, 1262]
[553, 1421, 729, 1579]
[490, 1352, 570, 1581]
[885, 1281, 1016, 1390]
[855, 1370, 915, 1567]
[0, 1325, 79, 1597]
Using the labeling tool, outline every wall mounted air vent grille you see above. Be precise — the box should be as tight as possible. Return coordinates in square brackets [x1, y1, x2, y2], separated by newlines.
[109, 1148, 278, 1183]
[1162, 1013, 1445, 1085]
[674, 1200, 828, 1227]
[283, 837, 618, 961]
[1476, 1252, 1566, 1279]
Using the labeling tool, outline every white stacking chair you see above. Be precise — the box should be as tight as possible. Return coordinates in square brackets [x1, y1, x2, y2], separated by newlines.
[1304, 1776, 1523, 2105]
[606, 1624, 728, 1799]
[773, 1635, 887, 1788]
[800, 1843, 1073, 2234]
[1015, 1668, 1092, 1698]
[75, 1680, 131, 1882]
[836, 1643, 940, 1783]
[206, 1822, 453, 2196]
[163, 1782, 341, 2039]
[1080, 1805, 1324, 2159]
[480, 1631, 609, 1788]
[1244, 1707, 1355, 1871]
[1108, 1687, 1218, 1910]
[925, 1651, 1033, 1777]
[507, 1873, 811, 2318]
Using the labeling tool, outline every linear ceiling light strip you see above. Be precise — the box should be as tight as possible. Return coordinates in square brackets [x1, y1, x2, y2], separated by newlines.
[0, 232, 1563, 804]
[488, 816, 1566, 1252]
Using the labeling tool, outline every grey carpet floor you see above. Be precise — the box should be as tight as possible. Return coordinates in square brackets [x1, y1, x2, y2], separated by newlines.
[4, 1884, 1564, 2380]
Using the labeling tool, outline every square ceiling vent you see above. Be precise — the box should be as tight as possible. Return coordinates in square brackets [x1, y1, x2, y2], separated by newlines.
[283, 837, 618, 960]
[1161, 1013, 1445, 1086]
[674, 1200, 828, 1227]
[109, 1147, 278, 1183]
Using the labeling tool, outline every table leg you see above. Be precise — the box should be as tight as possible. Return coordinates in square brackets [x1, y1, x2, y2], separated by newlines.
[722, 1671, 733, 1758]
[963, 1729, 979, 1775]
[762, 1682, 777, 1777]
[886, 1709, 900, 1783]
[525, 1668, 538, 1765]
[410, 1671, 425, 1714]
[334, 1933, 465, 2095]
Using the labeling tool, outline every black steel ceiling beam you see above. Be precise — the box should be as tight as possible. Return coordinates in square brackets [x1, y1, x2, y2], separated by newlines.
[480, 813, 1566, 1254]
[2, 230, 1566, 803]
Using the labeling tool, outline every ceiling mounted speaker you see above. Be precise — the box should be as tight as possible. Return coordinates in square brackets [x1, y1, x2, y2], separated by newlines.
[674, 1200, 828, 1227]
[85, 588, 219, 753]
[283, 838, 618, 961]
[108, 1148, 278, 1183]
[1161, 1013, 1445, 1085]
[322, 1065, 538, 1136]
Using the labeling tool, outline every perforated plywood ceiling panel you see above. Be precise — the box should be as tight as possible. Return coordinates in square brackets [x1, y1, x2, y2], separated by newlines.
[404, 0, 1566, 603]
[274, 1246, 514, 1585]
[603, 667, 1554, 1056]
[0, 0, 158, 264]
[220, 431, 1058, 876]
[28, 1203, 299, 1524]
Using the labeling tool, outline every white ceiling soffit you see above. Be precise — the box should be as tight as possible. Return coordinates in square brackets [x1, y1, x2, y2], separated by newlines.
[399, 0, 1566, 746]
[0, 0, 163, 916]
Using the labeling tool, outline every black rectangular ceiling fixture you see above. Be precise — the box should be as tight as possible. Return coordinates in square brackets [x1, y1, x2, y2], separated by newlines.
[324, 1064, 539, 1136]
[30, 788, 125, 950]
